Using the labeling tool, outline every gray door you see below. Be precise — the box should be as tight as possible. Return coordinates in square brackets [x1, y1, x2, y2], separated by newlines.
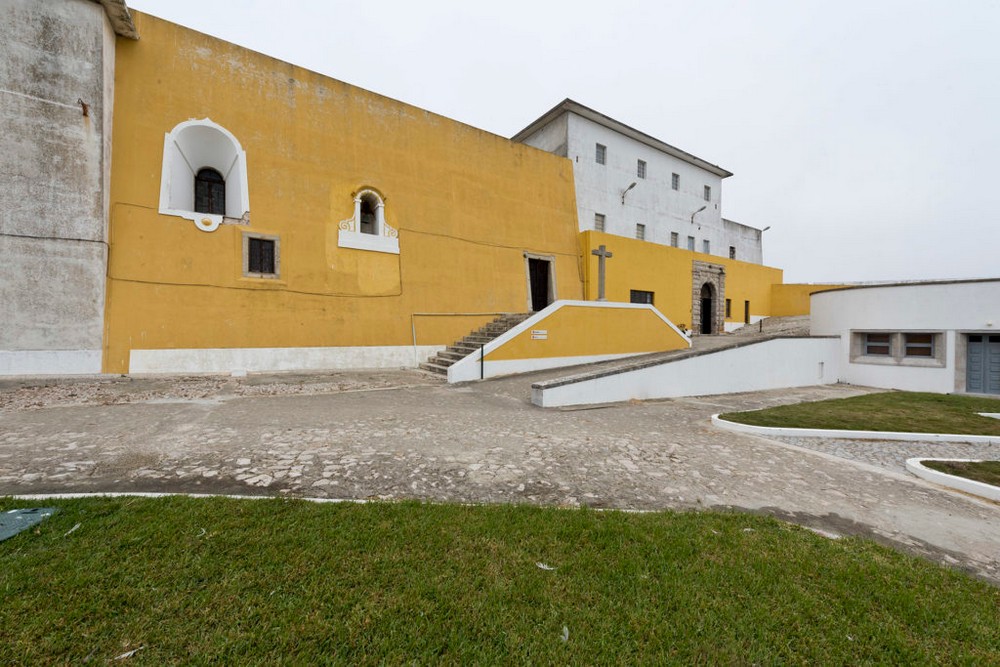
[967, 335, 1000, 394]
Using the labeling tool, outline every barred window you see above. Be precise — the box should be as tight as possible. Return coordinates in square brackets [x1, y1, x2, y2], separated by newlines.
[864, 333, 891, 356]
[636, 223, 645, 240]
[595, 143, 607, 165]
[904, 333, 934, 357]
[637, 160, 647, 179]
[671, 173, 679, 190]
[194, 168, 226, 215]
[594, 213, 606, 232]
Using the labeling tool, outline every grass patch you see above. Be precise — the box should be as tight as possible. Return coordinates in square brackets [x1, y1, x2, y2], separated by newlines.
[721, 391, 1000, 435]
[1, 497, 998, 664]
[922, 460, 1000, 487]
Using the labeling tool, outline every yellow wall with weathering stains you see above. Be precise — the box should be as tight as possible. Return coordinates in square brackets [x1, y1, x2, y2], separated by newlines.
[580, 231, 784, 330]
[770, 283, 845, 316]
[103, 12, 583, 372]
[485, 303, 688, 361]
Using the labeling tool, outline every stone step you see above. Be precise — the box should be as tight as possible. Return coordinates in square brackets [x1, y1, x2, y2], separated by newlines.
[419, 362, 450, 374]
[436, 350, 467, 361]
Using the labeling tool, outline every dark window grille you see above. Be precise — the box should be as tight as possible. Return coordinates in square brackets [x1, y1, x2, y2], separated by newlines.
[194, 168, 226, 215]
[630, 289, 654, 305]
[864, 332, 891, 356]
[248, 238, 276, 275]
[904, 333, 934, 357]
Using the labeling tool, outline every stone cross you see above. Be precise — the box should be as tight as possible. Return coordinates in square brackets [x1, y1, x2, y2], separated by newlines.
[591, 244, 613, 301]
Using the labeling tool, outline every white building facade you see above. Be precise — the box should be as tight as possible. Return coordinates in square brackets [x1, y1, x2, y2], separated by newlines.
[810, 280, 1000, 395]
[513, 100, 764, 264]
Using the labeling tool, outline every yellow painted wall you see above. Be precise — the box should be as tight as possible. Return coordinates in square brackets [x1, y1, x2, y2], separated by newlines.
[580, 231, 783, 330]
[104, 13, 583, 372]
[486, 304, 688, 361]
[770, 283, 845, 316]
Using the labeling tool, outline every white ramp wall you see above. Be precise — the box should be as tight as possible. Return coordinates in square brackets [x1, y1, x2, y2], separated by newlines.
[532, 337, 840, 408]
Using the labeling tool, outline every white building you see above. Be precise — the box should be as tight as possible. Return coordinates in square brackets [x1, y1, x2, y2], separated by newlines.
[811, 279, 1000, 395]
[512, 99, 764, 264]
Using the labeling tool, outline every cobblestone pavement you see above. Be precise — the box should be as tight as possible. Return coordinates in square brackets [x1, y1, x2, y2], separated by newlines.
[773, 436, 1000, 474]
[2, 370, 999, 584]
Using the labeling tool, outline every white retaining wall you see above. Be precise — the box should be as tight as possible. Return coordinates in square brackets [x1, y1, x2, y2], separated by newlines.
[532, 337, 840, 408]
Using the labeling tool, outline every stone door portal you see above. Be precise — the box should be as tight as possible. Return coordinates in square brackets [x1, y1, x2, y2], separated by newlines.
[690, 260, 725, 335]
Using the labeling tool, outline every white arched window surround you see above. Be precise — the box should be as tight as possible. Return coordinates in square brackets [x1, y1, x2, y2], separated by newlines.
[337, 188, 399, 254]
[158, 118, 250, 233]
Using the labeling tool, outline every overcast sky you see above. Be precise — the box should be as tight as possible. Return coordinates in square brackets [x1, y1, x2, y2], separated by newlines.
[128, 0, 999, 283]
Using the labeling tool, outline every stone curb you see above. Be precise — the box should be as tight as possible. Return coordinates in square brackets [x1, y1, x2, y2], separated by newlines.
[711, 415, 1000, 445]
[905, 459, 1000, 502]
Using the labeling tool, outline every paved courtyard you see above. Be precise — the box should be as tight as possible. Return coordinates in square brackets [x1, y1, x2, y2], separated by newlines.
[1, 370, 999, 584]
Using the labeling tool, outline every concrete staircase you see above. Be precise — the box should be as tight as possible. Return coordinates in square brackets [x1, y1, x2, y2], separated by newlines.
[420, 313, 533, 376]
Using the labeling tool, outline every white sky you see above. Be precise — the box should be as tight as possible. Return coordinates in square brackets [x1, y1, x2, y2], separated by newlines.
[127, 0, 999, 283]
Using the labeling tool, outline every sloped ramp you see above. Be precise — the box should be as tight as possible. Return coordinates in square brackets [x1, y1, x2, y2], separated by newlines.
[531, 335, 840, 408]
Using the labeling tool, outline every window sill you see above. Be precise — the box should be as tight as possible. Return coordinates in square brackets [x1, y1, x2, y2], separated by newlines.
[338, 229, 400, 255]
[850, 355, 946, 369]
[160, 208, 249, 233]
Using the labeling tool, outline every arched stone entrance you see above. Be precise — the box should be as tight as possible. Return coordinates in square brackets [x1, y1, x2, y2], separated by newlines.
[690, 260, 726, 335]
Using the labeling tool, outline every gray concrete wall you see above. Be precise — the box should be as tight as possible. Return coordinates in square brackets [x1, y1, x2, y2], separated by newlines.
[0, 0, 114, 372]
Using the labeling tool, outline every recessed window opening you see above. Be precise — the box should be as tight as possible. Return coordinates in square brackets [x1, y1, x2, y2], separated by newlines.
[594, 213, 606, 232]
[725, 298, 732, 318]
[595, 143, 607, 165]
[670, 232, 679, 247]
[704, 185, 712, 201]
[702, 239, 710, 254]
[636, 223, 645, 240]
[671, 173, 679, 190]
[359, 193, 379, 235]
[687, 236, 695, 251]
[637, 160, 647, 179]
[865, 333, 891, 356]
[244, 235, 278, 277]
[905, 333, 935, 357]
[630, 289, 654, 305]
[194, 168, 226, 215]
[729, 246, 736, 259]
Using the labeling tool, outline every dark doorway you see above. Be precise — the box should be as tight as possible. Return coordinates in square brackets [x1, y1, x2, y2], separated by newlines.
[528, 258, 551, 312]
[700, 283, 714, 334]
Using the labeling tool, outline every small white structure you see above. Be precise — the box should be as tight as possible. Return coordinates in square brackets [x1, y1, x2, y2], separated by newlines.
[810, 279, 1000, 395]
[512, 99, 764, 264]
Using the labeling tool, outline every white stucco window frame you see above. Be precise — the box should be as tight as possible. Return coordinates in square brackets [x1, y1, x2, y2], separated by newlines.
[337, 188, 399, 254]
[159, 118, 250, 233]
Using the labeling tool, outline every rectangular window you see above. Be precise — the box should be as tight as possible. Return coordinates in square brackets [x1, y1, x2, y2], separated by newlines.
[630, 289, 654, 305]
[595, 143, 607, 165]
[594, 213, 605, 232]
[702, 239, 710, 254]
[637, 159, 647, 179]
[744, 300, 750, 325]
[687, 235, 695, 251]
[729, 246, 736, 259]
[635, 223, 645, 240]
[248, 238, 276, 275]
[905, 333, 935, 357]
[704, 185, 712, 201]
[670, 232, 679, 247]
[671, 173, 679, 190]
[725, 299, 732, 318]
[864, 333, 891, 356]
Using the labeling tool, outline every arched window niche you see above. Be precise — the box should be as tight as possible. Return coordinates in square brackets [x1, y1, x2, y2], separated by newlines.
[337, 188, 399, 254]
[158, 118, 250, 233]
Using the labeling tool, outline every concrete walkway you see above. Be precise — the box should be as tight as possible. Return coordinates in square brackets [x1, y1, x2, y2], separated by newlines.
[2, 370, 998, 584]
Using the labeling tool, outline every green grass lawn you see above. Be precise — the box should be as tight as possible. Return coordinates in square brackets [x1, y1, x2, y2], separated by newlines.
[1, 497, 998, 664]
[922, 460, 1000, 487]
[720, 391, 1000, 435]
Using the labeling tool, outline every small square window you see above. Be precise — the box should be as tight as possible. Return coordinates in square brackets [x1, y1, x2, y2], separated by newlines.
[729, 246, 736, 259]
[594, 213, 605, 232]
[637, 160, 647, 179]
[244, 234, 279, 278]
[670, 232, 679, 247]
[635, 223, 645, 240]
[702, 239, 710, 254]
[671, 173, 679, 190]
[864, 333, 891, 356]
[687, 235, 695, 251]
[595, 143, 607, 165]
[703, 185, 711, 201]
[905, 333, 934, 357]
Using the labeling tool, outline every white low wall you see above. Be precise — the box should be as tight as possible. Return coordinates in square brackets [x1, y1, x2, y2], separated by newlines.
[532, 337, 840, 408]
[129, 345, 444, 374]
[0, 349, 103, 376]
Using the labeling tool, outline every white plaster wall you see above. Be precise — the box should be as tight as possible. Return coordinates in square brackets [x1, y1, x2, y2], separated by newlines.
[558, 113, 761, 263]
[0, 350, 102, 375]
[520, 113, 568, 157]
[723, 218, 764, 264]
[810, 281, 1000, 393]
[533, 338, 840, 408]
[811, 281, 1000, 335]
[0, 0, 114, 373]
[129, 345, 445, 374]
